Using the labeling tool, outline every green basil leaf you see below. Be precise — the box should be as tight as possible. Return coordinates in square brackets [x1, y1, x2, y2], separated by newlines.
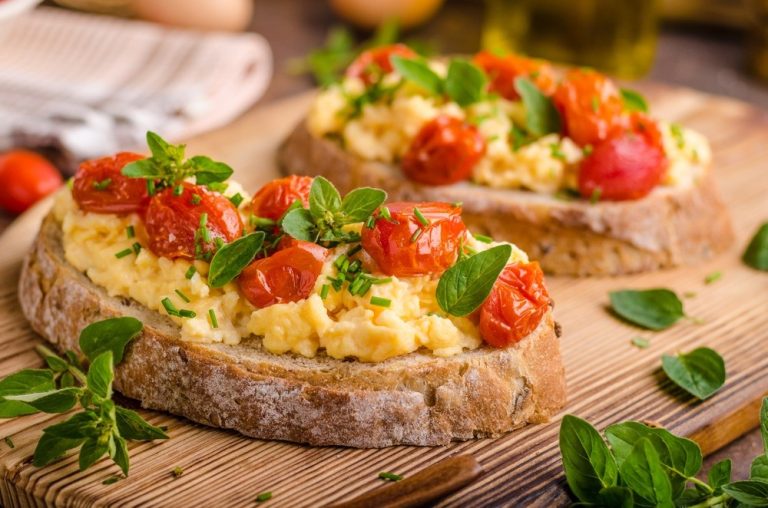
[208, 232, 265, 288]
[44, 355, 68, 372]
[707, 459, 732, 492]
[115, 406, 169, 441]
[609, 289, 685, 330]
[620, 88, 649, 113]
[515, 76, 562, 137]
[662, 347, 726, 400]
[188, 156, 234, 185]
[722, 480, 768, 506]
[751, 455, 768, 481]
[559, 414, 618, 503]
[87, 351, 114, 399]
[282, 208, 317, 241]
[59, 371, 75, 388]
[340, 187, 387, 223]
[33, 432, 85, 467]
[44, 411, 101, 439]
[391, 56, 443, 95]
[0, 369, 55, 396]
[761, 397, 768, 454]
[121, 159, 165, 179]
[79, 435, 109, 471]
[744, 222, 768, 271]
[589, 486, 634, 508]
[309, 176, 342, 219]
[678, 488, 710, 505]
[111, 433, 130, 476]
[444, 58, 487, 107]
[0, 399, 38, 418]
[79, 317, 143, 364]
[4, 387, 80, 413]
[619, 438, 674, 506]
[436, 244, 511, 316]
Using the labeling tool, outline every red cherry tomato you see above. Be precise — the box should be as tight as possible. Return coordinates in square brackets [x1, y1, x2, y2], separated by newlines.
[249, 175, 313, 221]
[553, 69, 626, 147]
[346, 44, 417, 85]
[628, 112, 664, 151]
[473, 50, 556, 100]
[0, 150, 63, 214]
[479, 262, 550, 347]
[72, 152, 149, 215]
[361, 202, 467, 277]
[401, 115, 486, 185]
[144, 182, 243, 260]
[578, 133, 667, 201]
[238, 241, 328, 308]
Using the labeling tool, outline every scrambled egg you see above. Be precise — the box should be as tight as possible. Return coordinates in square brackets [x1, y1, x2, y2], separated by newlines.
[55, 185, 527, 362]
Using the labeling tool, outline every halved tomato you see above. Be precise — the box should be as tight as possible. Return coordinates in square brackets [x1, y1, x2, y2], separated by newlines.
[72, 152, 149, 214]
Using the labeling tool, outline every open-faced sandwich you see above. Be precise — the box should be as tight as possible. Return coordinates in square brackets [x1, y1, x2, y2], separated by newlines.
[19, 133, 566, 447]
[279, 45, 734, 276]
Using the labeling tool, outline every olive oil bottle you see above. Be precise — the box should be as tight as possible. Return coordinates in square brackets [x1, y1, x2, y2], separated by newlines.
[482, 0, 660, 78]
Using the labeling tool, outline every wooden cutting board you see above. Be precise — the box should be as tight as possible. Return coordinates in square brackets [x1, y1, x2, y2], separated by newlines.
[1, 85, 767, 507]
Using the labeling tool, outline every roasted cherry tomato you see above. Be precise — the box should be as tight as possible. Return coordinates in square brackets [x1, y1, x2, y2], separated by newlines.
[401, 115, 485, 185]
[238, 241, 328, 308]
[361, 202, 467, 277]
[144, 182, 243, 260]
[249, 175, 313, 221]
[479, 262, 550, 347]
[473, 50, 556, 100]
[628, 112, 664, 151]
[345, 43, 417, 85]
[553, 69, 626, 147]
[0, 150, 62, 214]
[578, 133, 667, 201]
[72, 152, 150, 215]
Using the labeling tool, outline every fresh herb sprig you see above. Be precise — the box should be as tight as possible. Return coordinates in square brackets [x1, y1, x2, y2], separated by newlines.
[559, 398, 768, 507]
[391, 56, 488, 107]
[0, 318, 168, 476]
[121, 131, 233, 189]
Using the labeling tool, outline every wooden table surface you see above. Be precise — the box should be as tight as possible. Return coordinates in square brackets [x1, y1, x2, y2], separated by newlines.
[1, 0, 766, 492]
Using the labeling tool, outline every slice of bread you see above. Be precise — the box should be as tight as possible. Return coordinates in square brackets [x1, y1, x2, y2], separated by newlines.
[18, 213, 567, 448]
[278, 122, 734, 276]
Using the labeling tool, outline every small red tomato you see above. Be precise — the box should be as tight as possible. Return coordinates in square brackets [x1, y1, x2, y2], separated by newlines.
[72, 152, 149, 215]
[361, 202, 467, 277]
[402, 116, 486, 186]
[473, 50, 556, 100]
[238, 241, 328, 308]
[346, 43, 417, 85]
[479, 262, 550, 347]
[553, 69, 626, 147]
[628, 112, 664, 151]
[578, 133, 667, 201]
[144, 182, 243, 260]
[249, 175, 313, 221]
[0, 150, 63, 214]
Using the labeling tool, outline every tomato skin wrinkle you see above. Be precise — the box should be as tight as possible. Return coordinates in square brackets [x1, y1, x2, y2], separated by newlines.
[402, 115, 486, 186]
[479, 262, 550, 347]
[346, 44, 416, 85]
[249, 175, 313, 221]
[361, 202, 467, 277]
[0, 150, 63, 214]
[145, 182, 243, 260]
[473, 51, 556, 100]
[73, 152, 149, 215]
[238, 241, 328, 308]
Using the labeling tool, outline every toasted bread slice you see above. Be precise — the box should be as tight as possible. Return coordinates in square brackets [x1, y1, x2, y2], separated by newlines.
[18, 213, 566, 447]
[278, 122, 734, 276]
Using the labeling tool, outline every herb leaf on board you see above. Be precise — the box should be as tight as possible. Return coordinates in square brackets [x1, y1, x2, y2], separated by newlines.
[661, 347, 726, 400]
[743, 222, 768, 271]
[609, 289, 685, 330]
[559, 415, 619, 503]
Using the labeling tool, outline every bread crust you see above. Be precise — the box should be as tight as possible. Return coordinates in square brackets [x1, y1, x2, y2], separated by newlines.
[18, 214, 566, 447]
[278, 122, 734, 276]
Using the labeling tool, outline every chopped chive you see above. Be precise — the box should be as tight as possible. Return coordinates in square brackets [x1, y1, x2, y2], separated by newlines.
[380, 207, 391, 220]
[132, 242, 142, 255]
[474, 234, 493, 244]
[371, 277, 392, 285]
[92, 178, 112, 190]
[199, 213, 208, 227]
[147, 180, 156, 196]
[115, 248, 134, 259]
[207, 182, 228, 193]
[179, 309, 196, 318]
[349, 276, 366, 295]
[4, 436, 14, 448]
[161, 297, 179, 316]
[171, 466, 184, 478]
[250, 216, 276, 228]
[413, 207, 429, 227]
[334, 254, 348, 270]
[190, 194, 202, 205]
[582, 145, 594, 156]
[208, 309, 219, 329]
[591, 95, 600, 113]
[347, 244, 362, 257]
[202, 228, 211, 243]
[256, 492, 272, 502]
[410, 228, 423, 243]
[173, 184, 184, 196]
[320, 284, 330, 299]
[365, 215, 376, 229]
[229, 193, 244, 207]
[590, 187, 602, 204]
[704, 271, 722, 284]
[126, 225, 135, 238]
[185, 266, 197, 279]
[348, 260, 361, 273]
[358, 279, 373, 296]
[631, 336, 650, 349]
[550, 143, 566, 160]
[370, 296, 392, 308]
[340, 259, 350, 272]
[175, 289, 191, 303]
[378, 472, 403, 481]
[670, 123, 685, 149]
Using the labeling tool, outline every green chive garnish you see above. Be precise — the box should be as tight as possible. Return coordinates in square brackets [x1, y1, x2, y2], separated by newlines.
[175, 289, 191, 303]
[185, 266, 197, 279]
[371, 277, 392, 285]
[410, 228, 423, 243]
[173, 184, 184, 196]
[161, 297, 179, 316]
[370, 296, 391, 308]
[179, 309, 196, 318]
[320, 284, 330, 299]
[132, 242, 142, 254]
[115, 248, 133, 259]
[380, 207, 391, 220]
[208, 309, 219, 328]
[191, 194, 202, 205]
[147, 180, 156, 196]
[229, 193, 244, 207]
[378, 472, 402, 481]
[92, 178, 112, 190]
[413, 207, 429, 226]
[256, 492, 272, 502]
[474, 234, 493, 244]
[126, 225, 135, 238]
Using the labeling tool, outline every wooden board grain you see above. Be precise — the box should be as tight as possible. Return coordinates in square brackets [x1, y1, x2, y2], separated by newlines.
[1, 84, 767, 507]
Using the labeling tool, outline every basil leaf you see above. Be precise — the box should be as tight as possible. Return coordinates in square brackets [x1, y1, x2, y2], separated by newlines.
[619, 438, 673, 506]
[707, 459, 732, 492]
[721, 480, 768, 506]
[620, 88, 649, 113]
[282, 208, 316, 241]
[309, 176, 342, 219]
[4, 387, 80, 413]
[662, 347, 725, 400]
[115, 406, 169, 441]
[444, 59, 487, 107]
[340, 187, 387, 223]
[79, 435, 109, 471]
[744, 222, 768, 270]
[146, 131, 179, 164]
[751, 455, 768, 481]
[559, 415, 618, 503]
[761, 397, 768, 454]
[111, 433, 130, 476]
[43, 411, 101, 439]
[79, 317, 143, 364]
[590, 486, 633, 507]
[609, 289, 685, 330]
[515, 77, 562, 137]
[86, 352, 114, 399]
[45, 355, 68, 372]
[121, 159, 164, 179]
[33, 431, 85, 467]
[208, 232, 265, 288]
[391, 56, 442, 95]
[188, 156, 234, 185]
[0, 369, 56, 417]
[436, 244, 511, 316]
